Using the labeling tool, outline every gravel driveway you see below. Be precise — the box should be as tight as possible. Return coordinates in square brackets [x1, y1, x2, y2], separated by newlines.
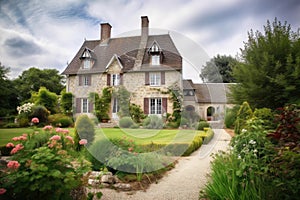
[94, 129, 232, 200]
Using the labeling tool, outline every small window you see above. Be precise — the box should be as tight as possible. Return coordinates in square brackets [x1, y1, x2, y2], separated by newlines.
[151, 55, 160, 65]
[150, 98, 162, 114]
[82, 98, 89, 113]
[83, 76, 89, 86]
[83, 59, 91, 69]
[111, 74, 120, 86]
[112, 98, 119, 113]
[183, 89, 194, 96]
[150, 72, 161, 86]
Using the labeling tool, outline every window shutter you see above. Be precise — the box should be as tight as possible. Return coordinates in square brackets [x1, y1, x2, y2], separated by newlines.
[76, 98, 81, 113]
[120, 73, 123, 85]
[162, 98, 167, 113]
[145, 72, 149, 85]
[78, 75, 82, 86]
[144, 98, 149, 114]
[88, 74, 92, 86]
[161, 71, 165, 85]
[107, 74, 111, 86]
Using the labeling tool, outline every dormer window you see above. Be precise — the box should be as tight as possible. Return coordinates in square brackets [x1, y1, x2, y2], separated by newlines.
[183, 89, 195, 96]
[80, 48, 94, 69]
[148, 41, 162, 66]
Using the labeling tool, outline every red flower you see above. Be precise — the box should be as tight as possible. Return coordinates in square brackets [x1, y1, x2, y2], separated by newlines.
[0, 188, 6, 195]
[6, 142, 14, 148]
[31, 117, 39, 124]
[7, 160, 20, 169]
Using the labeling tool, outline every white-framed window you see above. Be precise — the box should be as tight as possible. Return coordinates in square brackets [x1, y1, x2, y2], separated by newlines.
[83, 75, 89, 86]
[150, 72, 161, 86]
[112, 98, 119, 113]
[83, 59, 91, 69]
[150, 98, 162, 114]
[82, 98, 89, 113]
[111, 74, 120, 86]
[151, 55, 160, 65]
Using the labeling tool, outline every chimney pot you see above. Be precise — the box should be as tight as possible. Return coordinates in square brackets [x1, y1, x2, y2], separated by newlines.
[100, 23, 112, 42]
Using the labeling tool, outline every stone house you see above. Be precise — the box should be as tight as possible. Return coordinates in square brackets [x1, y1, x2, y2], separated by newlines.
[62, 16, 231, 123]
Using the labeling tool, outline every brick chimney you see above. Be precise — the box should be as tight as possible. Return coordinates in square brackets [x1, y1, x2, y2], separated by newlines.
[141, 16, 149, 38]
[100, 23, 112, 42]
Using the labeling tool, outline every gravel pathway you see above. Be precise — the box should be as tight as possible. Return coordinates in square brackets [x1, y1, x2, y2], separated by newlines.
[94, 129, 231, 200]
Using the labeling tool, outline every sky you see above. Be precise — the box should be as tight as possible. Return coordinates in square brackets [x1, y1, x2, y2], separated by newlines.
[0, 0, 300, 80]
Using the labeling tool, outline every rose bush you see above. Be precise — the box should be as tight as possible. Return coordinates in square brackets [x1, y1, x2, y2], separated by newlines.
[0, 118, 91, 200]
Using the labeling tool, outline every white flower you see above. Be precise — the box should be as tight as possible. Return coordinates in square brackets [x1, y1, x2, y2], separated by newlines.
[242, 129, 247, 133]
[237, 155, 241, 159]
[249, 140, 256, 145]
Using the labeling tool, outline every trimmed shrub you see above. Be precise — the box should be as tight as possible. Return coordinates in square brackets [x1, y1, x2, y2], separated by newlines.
[30, 105, 49, 125]
[48, 114, 73, 127]
[17, 117, 29, 127]
[75, 115, 95, 146]
[143, 115, 163, 129]
[119, 117, 134, 128]
[3, 123, 19, 128]
[198, 121, 210, 130]
[253, 107, 275, 129]
[166, 121, 180, 129]
[224, 109, 236, 128]
[180, 117, 189, 127]
[203, 128, 214, 144]
[130, 124, 139, 129]
[234, 101, 253, 135]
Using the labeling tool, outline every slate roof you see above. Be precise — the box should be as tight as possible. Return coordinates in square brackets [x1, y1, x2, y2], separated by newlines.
[183, 81, 233, 104]
[62, 34, 182, 75]
[193, 83, 233, 103]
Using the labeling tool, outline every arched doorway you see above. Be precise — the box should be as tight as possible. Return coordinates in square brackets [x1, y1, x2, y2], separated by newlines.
[207, 106, 215, 121]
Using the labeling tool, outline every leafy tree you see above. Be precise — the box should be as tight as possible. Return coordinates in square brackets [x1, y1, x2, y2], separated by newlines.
[0, 63, 19, 117]
[201, 54, 237, 83]
[231, 18, 300, 109]
[33, 87, 58, 114]
[60, 90, 73, 115]
[14, 67, 64, 103]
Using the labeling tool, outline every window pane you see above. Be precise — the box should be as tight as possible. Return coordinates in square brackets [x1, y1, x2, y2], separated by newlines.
[150, 73, 160, 86]
[113, 98, 119, 113]
[84, 76, 89, 86]
[151, 55, 160, 65]
[83, 60, 90, 69]
[112, 74, 120, 86]
[156, 98, 162, 114]
[149, 98, 162, 114]
[82, 99, 88, 113]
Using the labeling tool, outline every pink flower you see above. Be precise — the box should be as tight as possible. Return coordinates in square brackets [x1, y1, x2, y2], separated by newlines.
[12, 137, 19, 141]
[0, 188, 6, 195]
[6, 142, 15, 148]
[55, 128, 63, 133]
[65, 136, 74, 144]
[43, 125, 53, 131]
[10, 144, 24, 154]
[31, 117, 39, 124]
[7, 160, 20, 169]
[62, 129, 70, 134]
[50, 135, 61, 141]
[128, 147, 134, 152]
[79, 139, 87, 145]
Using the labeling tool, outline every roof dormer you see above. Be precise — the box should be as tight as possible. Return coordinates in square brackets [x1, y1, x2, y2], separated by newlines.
[148, 41, 161, 54]
[80, 48, 95, 69]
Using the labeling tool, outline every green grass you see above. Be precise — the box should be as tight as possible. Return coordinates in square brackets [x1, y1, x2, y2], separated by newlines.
[97, 128, 203, 145]
[0, 127, 205, 146]
[0, 128, 35, 146]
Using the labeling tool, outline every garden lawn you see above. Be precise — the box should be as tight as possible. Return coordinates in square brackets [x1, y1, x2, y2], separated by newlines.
[0, 128, 35, 146]
[96, 128, 205, 145]
[0, 127, 206, 146]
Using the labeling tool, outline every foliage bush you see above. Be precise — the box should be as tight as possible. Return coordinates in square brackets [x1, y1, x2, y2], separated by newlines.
[60, 90, 73, 115]
[30, 105, 49, 125]
[75, 115, 95, 146]
[180, 117, 189, 127]
[48, 114, 73, 127]
[224, 105, 240, 128]
[203, 128, 214, 144]
[119, 117, 134, 128]
[234, 101, 253, 134]
[166, 121, 180, 129]
[197, 120, 210, 130]
[0, 123, 91, 200]
[143, 115, 164, 129]
[129, 103, 145, 123]
[33, 87, 58, 114]
[253, 107, 275, 129]
[17, 116, 29, 127]
[3, 123, 19, 128]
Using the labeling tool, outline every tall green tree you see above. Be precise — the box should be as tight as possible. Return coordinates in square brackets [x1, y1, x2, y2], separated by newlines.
[0, 62, 19, 117]
[14, 67, 65, 103]
[33, 87, 58, 114]
[201, 54, 237, 83]
[231, 18, 300, 109]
